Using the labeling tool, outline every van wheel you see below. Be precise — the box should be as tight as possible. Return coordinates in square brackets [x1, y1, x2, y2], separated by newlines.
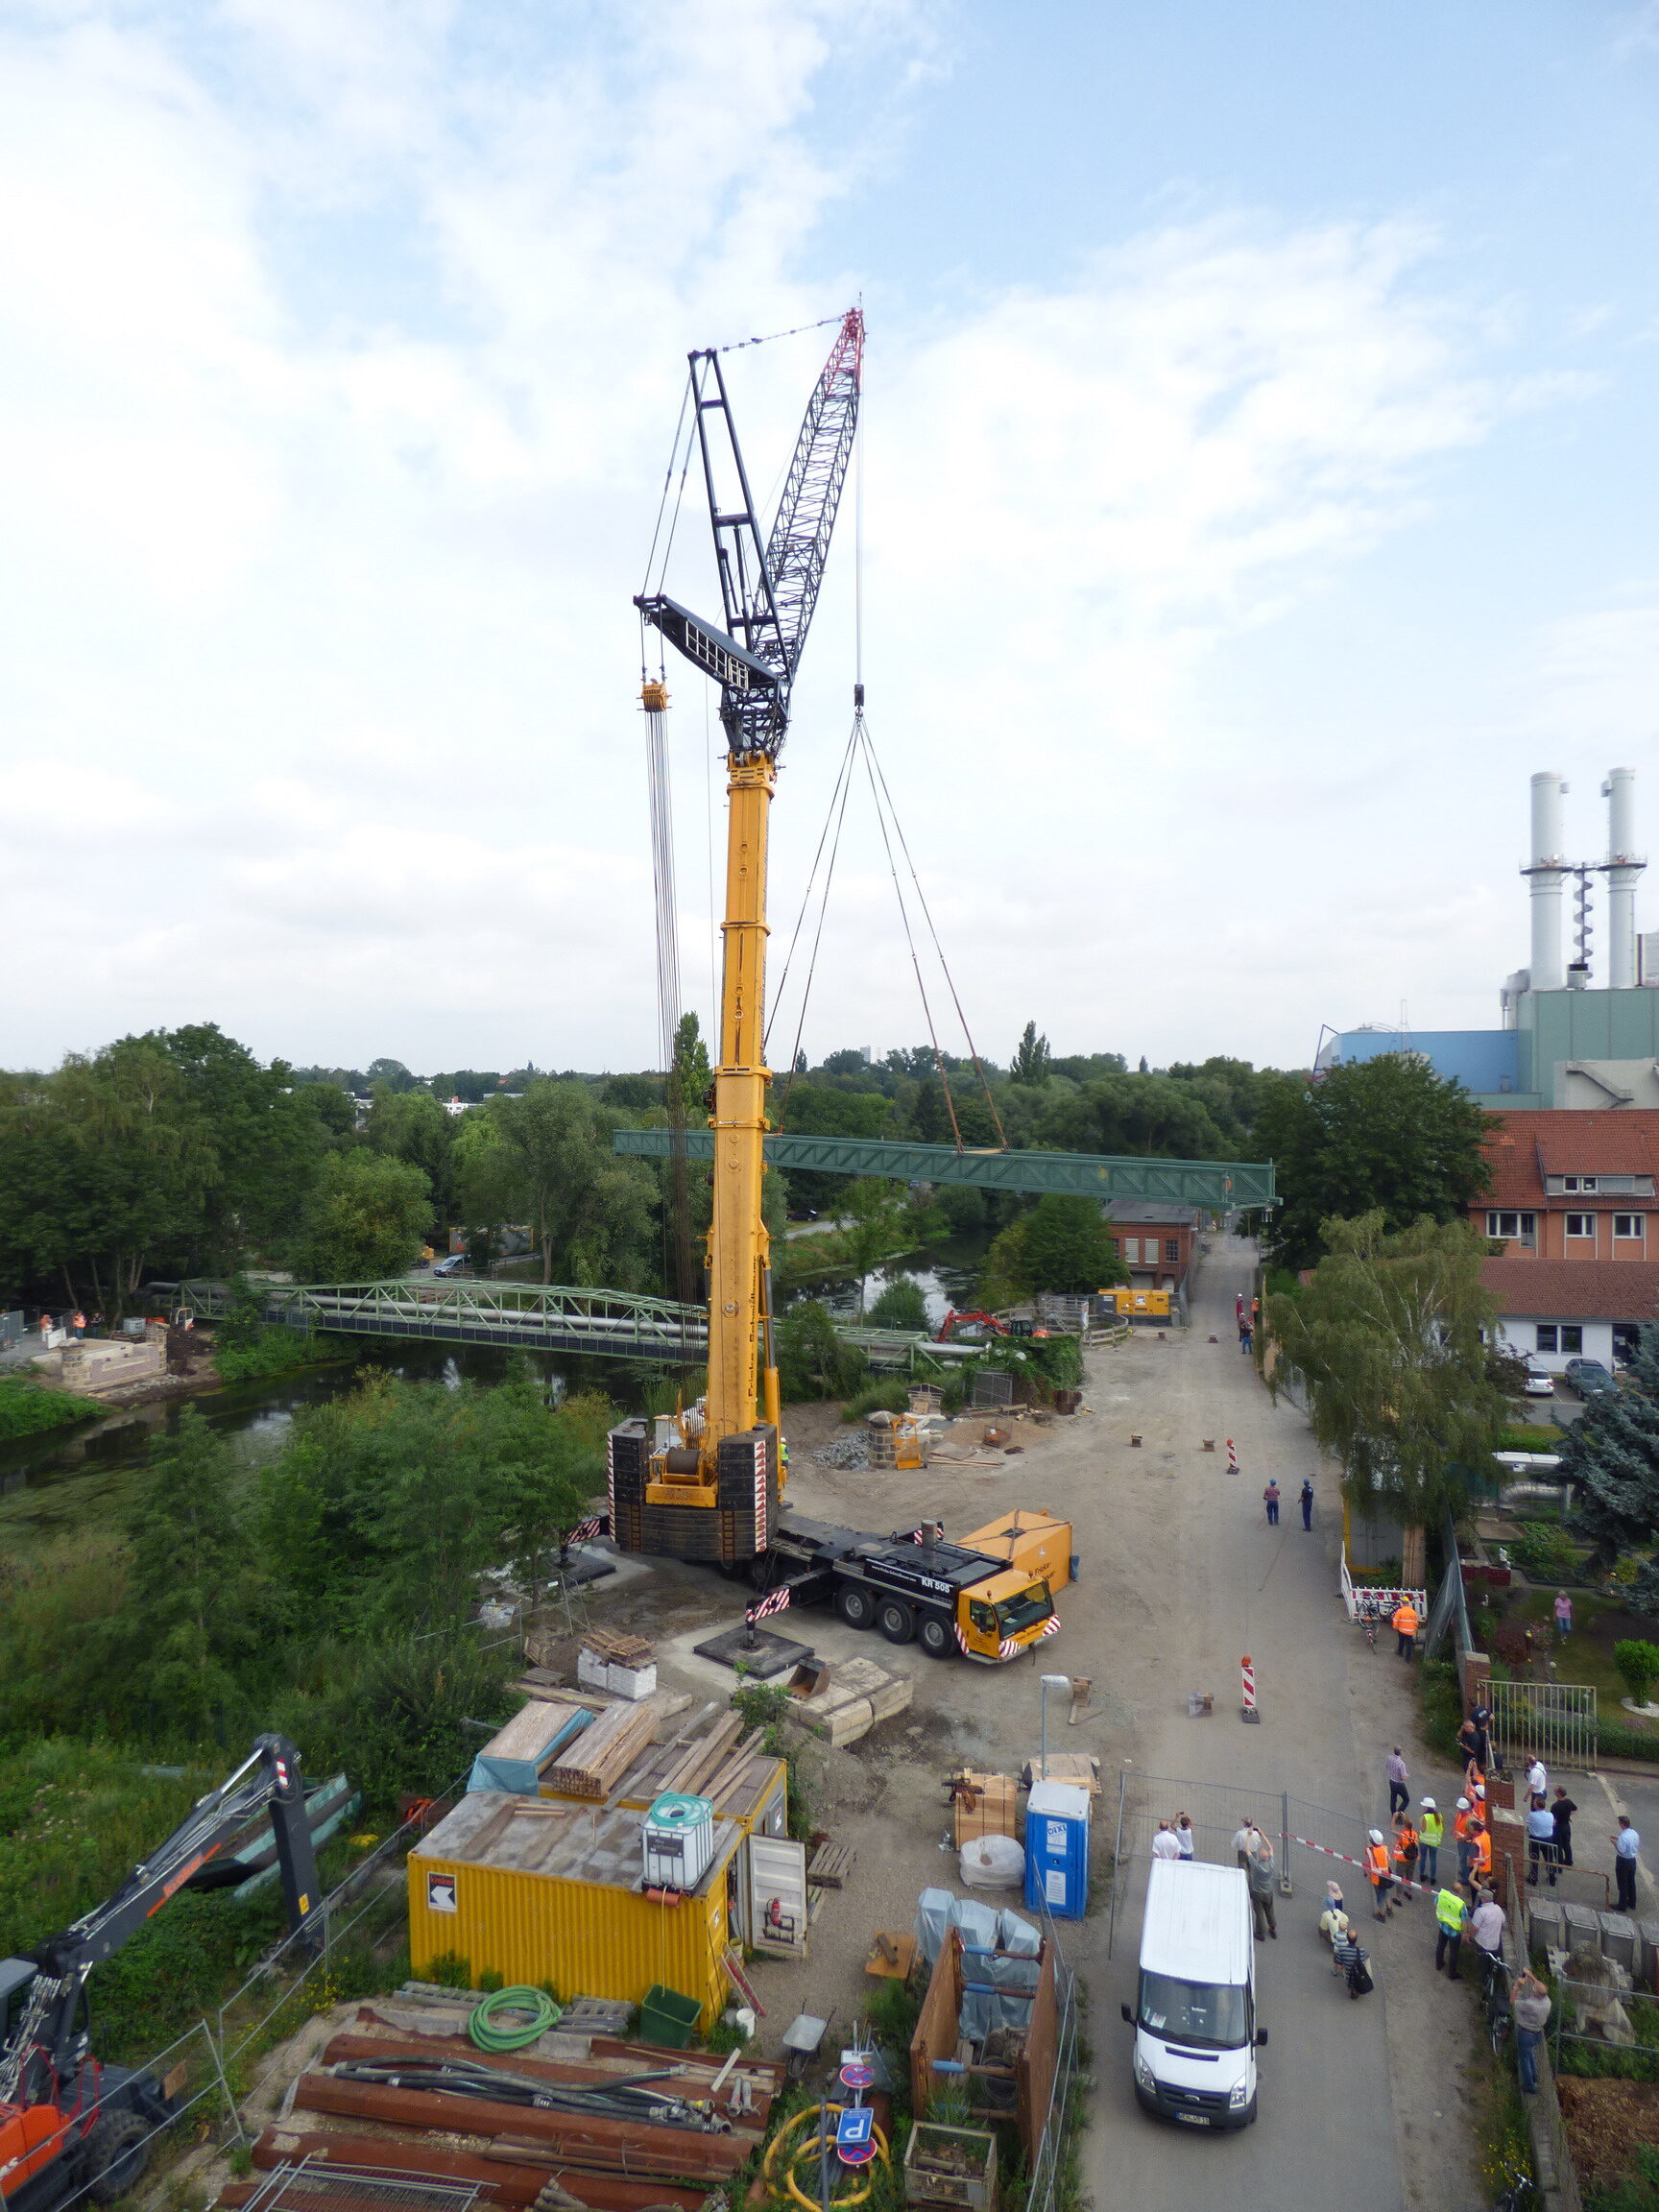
[877, 1599, 914, 1645]
[917, 1613, 954, 1658]
[836, 1585, 875, 1630]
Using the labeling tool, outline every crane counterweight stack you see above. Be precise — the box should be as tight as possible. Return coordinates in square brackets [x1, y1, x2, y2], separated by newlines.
[614, 312, 862, 1566]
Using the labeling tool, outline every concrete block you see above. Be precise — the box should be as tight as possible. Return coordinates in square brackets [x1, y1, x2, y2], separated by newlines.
[1636, 1920, 1659, 1991]
[1563, 1903, 1603, 1956]
[1600, 1912, 1640, 1973]
[1528, 1898, 1565, 1960]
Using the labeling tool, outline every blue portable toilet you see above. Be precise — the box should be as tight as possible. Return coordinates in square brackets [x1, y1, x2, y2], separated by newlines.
[1024, 1780, 1090, 1920]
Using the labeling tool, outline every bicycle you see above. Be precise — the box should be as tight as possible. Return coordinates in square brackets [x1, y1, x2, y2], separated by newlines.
[1481, 1953, 1514, 2057]
[1491, 2158, 1537, 2211]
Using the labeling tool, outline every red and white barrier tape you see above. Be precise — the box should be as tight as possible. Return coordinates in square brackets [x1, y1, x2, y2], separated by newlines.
[1289, 1833, 1435, 1897]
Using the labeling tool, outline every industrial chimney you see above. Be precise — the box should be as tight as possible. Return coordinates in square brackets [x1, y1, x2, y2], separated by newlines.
[1525, 772, 1568, 992]
[1603, 767, 1646, 991]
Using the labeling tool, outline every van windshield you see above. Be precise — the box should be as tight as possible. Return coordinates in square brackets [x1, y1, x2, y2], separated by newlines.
[1137, 1971, 1249, 2051]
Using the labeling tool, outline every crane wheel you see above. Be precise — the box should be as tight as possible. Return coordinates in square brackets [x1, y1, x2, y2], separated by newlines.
[85, 2111, 152, 2202]
[876, 1599, 914, 1646]
[917, 1613, 954, 1658]
[836, 1586, 875, 1630]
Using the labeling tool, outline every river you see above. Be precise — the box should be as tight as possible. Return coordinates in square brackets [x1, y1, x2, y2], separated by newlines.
[0, 1231, 993, 1553]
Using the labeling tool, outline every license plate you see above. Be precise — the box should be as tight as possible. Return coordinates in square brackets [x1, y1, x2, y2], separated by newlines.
[1175, 2113, 1212, 2127]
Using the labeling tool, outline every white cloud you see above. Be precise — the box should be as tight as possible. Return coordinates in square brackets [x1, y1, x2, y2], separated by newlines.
[0, 0, 1594, 1073]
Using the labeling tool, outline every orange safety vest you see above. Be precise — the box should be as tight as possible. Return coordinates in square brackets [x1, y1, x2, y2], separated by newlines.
[1392, 1602, 1419, 1635]
[1394, 1825, 1418, 1867]
[1472, 1830, 1493, 1877]
[1453, 1807, 1473, 1842]
[1365, 1840, 1390, 1887]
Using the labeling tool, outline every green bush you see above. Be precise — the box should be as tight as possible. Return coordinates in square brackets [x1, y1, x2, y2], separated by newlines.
[777, 1300, 868, 1403]
[1615, 1640, 1659, 1704]
[213, 1327, 349, 1382]
[1591, 1718, 1659, 1762]
[841, 1380, 912, 1424]
[0, 1381, 102, 1438]
[1507, 1525, 1581, 1583]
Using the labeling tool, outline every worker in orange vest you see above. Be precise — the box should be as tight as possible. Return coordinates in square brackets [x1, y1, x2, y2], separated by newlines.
[1391, 1597, 1419, 1658]
[1392, 1814, 1419, 1897]
[1365, 1828, 1396, 1920]
[1466, 1821, 1493, 1903]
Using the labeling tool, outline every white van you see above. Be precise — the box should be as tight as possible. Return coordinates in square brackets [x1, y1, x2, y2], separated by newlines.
[1121, 1860, 1266, 2128]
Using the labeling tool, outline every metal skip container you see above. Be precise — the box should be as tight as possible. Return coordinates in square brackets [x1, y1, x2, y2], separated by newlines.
[641, 1794, 716, 1891]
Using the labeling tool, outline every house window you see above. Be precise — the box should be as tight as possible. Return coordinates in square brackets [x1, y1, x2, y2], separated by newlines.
[1536, 1326, 1557, 1353]
[1119, 1238, 1137, 1262]
[1562, 1325, 1583, 1354]
[1564, 1214, 1596, 1239]
[1561, 1176, 1599, 1193]
[1485, 1211, 1537, 1240]
[1614, 1214, 1646, 1240]
[1164, 1239, 1180, 1262]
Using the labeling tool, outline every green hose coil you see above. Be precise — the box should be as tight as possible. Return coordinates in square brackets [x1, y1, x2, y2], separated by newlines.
[468, 1985, 562, 2052]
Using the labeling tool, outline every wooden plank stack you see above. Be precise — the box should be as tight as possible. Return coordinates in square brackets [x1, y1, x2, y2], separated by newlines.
[578, 1630, 658, 1702]
[541, 1701, 659, 1800]
[950, 1771, 1021, 1847]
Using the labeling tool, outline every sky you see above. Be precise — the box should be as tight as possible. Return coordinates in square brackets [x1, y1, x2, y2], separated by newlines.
[5, 0, 1659, 1077]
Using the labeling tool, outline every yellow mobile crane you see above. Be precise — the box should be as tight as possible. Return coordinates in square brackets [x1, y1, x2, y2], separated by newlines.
[607, 319, 1074, 1663]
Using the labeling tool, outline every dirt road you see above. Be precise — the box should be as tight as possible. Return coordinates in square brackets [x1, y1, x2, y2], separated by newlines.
[577, 1237, 1485, 2206]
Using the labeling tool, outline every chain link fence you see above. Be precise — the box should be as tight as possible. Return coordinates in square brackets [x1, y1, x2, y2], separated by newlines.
[1022, 1916, 1078, 2212]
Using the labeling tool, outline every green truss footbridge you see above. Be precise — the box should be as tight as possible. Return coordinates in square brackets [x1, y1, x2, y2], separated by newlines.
[613, 1128, 1275, 1209]
[176, 1277, 709, 1363]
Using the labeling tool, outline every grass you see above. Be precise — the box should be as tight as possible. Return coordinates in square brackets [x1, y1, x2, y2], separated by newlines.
[0, 1378, 103, 1437]
[1471, 1588, 1659, 1739]
[211, 1327, 350, 1382]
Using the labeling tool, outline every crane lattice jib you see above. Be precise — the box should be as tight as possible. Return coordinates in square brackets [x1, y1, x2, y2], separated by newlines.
[765, 308, 863, 686]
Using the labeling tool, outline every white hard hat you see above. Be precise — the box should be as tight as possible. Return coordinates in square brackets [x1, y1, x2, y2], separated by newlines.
[1368, 1828, 1384, 1845]
[1420, 1796, 1436, 1811]
[1456, 1797, 1470, 1811]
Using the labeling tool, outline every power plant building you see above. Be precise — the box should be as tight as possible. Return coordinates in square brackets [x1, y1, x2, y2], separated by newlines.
[1320, 769, 1659, 1108]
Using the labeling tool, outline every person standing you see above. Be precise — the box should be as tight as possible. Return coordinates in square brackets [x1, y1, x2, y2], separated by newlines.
[1614, 1815, 1642, 1912]
[1262, 1479, 1280, 1525]
[1472, 1697, 1494, 1773]
[1526, 1756, 1548, 1801]
[71, 1310, 85, 1339]
[1365, 1829, 1396, 1919]
[1233, 1818, 1258, 1869]
[1151, 1822, 1181, 1861]
[1466, 1821, 1494, 1904]
[1174, 1812, 1196, 1861]
[1385, 1746, 1410, 1816]
[1240, 1324, 1254, 1356]
[1245, 1832, 1279, 1939]
[1391, 1598, 1419, 1658]
[1453, 1796, 1476, 1887]
[1470, 1888, 1506, 1986]
[1418, 1798, 1443, 1885]
[1456, 1713, 1479, 1767]
[1554, 1590, 1574, 1638]
[1434, 1882, 1468, 1980]
[1551, 1786, 1578, 1871]
[1236, 1291, 1245, 1323]
[1392, 1812, 1419, 1898]
[1527, 1796, 1556, 1887]
[1299, 1479, 1313, 1529]
[1512, 1971, 1551, 2094]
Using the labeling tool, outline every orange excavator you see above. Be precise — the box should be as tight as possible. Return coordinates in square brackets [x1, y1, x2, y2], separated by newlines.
[0, 1737, 320, 2212]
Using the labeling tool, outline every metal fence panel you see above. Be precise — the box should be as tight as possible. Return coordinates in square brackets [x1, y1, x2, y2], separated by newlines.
[1491, 1679, 1599, 1770]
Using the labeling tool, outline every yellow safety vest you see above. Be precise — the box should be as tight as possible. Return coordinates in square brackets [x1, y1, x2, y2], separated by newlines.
[1421, 1812, 1444, 1847]
[1436, 1888, 1466, 1935]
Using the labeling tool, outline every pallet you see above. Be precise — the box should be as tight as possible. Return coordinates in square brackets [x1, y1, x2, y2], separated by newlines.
[950, 1772, 1020, 1847]
[806, 1839, 856, 1889]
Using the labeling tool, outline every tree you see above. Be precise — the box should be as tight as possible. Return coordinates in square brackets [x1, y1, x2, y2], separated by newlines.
[869, 1275, 929, 1332]
[452, 1108, 522, 1269]
[294, 1080, 360, 1142]
[837, 1181, 914, 1310]
[120, 1410, 268, 1736]
[485, 1079, 656, 1286]
[1255, 1055, 1491, 1272]
[366, 1084, 455, 1229]
[160, 1023, 328, 1269]
[668, 1013, 712, 1120]
[1011, 1022, 1052, 1086]
[293, 1149, 431, 1281]
[978, 1196, 1127, 1307]
[1558, 1322, 1659, 1603]
[366, 1058, 421, 1094]
[1266, 1213, 1507, 1585]
[1035, 1072, 1231, 1162]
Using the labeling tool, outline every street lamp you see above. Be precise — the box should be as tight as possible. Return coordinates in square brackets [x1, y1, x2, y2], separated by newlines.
[1038, 1674, 1070, 1781]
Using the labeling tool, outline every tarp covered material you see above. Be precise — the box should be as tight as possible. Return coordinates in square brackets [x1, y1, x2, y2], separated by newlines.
[916, 1892, 1044, 2037]
[467, 1707, 593, 1794]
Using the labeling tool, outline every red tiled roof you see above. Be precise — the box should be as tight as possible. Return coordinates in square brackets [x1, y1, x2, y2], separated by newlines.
[1480, 1257, 1659, 1321]
[1479, 1108, 1659, 1207]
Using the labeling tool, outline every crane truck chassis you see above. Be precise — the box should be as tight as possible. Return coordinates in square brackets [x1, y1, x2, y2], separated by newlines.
[607, 1420, 1070, 1663]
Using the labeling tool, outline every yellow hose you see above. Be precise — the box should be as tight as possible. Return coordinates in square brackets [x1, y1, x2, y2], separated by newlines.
[762, 2104, 890, 2210]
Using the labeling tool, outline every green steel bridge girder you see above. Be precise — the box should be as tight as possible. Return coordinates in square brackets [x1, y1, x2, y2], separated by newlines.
[613, 1128, 1276, 1211]
[176, 1277, 709, 1363]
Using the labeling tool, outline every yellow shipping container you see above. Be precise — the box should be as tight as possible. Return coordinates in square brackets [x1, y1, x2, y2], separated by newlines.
[407, 1793, 742, 2030]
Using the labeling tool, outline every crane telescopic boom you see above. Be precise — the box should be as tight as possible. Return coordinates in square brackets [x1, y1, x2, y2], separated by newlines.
[613, 310, 862, 1565]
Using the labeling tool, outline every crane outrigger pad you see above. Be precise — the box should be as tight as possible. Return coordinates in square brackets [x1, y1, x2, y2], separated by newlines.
[693, 1624, 815, 1678]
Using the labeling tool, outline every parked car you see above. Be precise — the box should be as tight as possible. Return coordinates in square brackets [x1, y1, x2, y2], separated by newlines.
[433, 1254, 469, 1277]
[1522, 1361, 1556, 1398]
[1564, 1357, 1617, 1399]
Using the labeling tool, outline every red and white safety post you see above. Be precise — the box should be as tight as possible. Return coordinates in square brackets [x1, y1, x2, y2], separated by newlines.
[1226, 1438, 1238, 1473]
[1240, 1653, 1260, 1723]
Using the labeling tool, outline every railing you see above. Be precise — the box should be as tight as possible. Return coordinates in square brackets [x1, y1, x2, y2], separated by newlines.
[175, 1278, 709, 1361]
[1491, 1679, 1599, 1773]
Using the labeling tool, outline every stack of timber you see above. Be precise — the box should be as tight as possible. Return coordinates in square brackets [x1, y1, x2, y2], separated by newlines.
[578, 1629, 657, 1702]
[612, 1704, 774, 1822]
[796, 1656, 912, 1746]
[541, 1701, 659, 1800]
[225, 2012, 786, 2212]
[1018, 1754, 1100, 1796]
